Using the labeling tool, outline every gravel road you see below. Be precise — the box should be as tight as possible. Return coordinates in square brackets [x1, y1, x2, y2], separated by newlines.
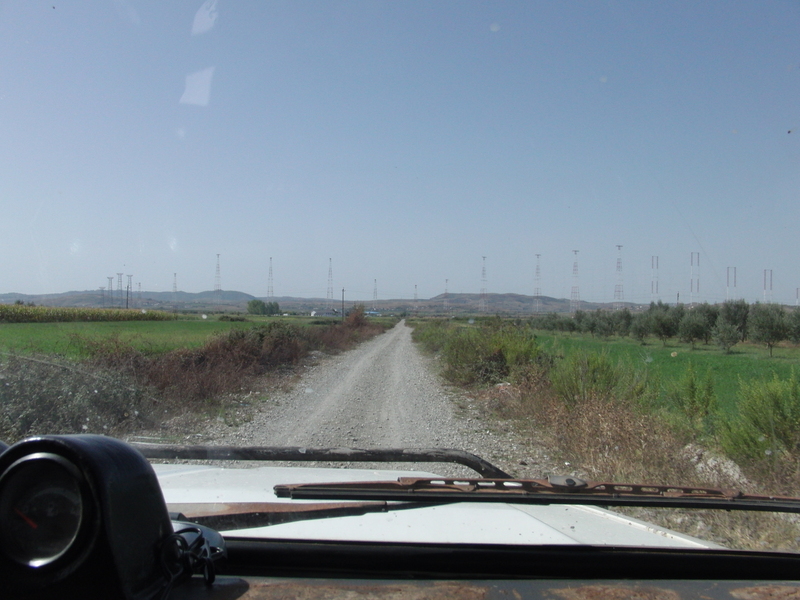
[201, 320, 556, 477]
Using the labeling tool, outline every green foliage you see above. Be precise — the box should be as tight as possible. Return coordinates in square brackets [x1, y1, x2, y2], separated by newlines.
[247, 299, 267, 314]
[247, 300, 280, 315]
[712, 319, 740, 353]
[548, 349, 654, 409]
[748, 303, 788, 357]
[693, 303, 719, 344]
[414, 320, 547, 385]
[0, 304, 173, 323]
[720, 299, 749, 342]
[648, 301, 682, 345]
[629, 312, 652, 343]
[665, 362, 717, 428]
[720, 371, 800, 461]
[678, 310, 708, 348]
[787, 309, 800, 344]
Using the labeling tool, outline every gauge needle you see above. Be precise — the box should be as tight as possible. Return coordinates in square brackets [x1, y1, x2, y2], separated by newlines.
[14, 508, 38, 529]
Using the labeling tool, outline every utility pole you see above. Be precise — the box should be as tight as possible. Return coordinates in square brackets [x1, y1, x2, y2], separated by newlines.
[614, 245, 624, 310]
[570, 251, 580, 313]
[534, 254, 541, 314]
[268, 257, 274, 298]
[689, 252, 700, 306]
[327, 259, 334, 312]
[727, 267, 737, 301]
[214, 254, 221, 303]
[651, 256, 659, 303]
[764, 269, 773, 302]
[341, 288, 345, 322]
[480, 256, 487, 313]
[126, 275, 133, 309]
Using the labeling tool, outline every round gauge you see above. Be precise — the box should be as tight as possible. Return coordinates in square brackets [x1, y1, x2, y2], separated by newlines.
[0, 453, 90, 568]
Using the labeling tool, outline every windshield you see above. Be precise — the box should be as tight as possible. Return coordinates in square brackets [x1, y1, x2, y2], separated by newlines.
[1, 1, 798, 555]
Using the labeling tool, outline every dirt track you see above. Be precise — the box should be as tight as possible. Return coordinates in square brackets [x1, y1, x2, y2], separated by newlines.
[230, 320, 459, 447]
[200, 320, 555, 477]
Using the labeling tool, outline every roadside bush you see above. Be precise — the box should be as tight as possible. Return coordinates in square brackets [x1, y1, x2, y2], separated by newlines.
[720, 371, 800, 462]
[0, 353, 153, 443]
[664, 362, 717, 433]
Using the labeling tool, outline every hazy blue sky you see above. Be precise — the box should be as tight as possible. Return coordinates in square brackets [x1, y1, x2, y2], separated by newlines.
[0, 1, 797, 304]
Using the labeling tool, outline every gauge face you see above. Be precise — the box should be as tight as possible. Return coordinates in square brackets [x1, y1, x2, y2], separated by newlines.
[0, 454, 86, 568]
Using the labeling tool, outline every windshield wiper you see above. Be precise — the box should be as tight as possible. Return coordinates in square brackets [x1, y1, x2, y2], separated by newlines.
[169, 500, 444, 531]
[274, 475, 800, 515]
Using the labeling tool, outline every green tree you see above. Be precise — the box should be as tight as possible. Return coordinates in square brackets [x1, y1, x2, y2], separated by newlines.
[692, 303, 719, 344]
[749, 303, 788, 357]
[719, 299, 749, 341]
[247, 299, 268, 315]
[629, 312, 651, 343]
[712, 319, 740, 353]
[648, 301, 681, 346]
[678, 310, 707, 348]
[266, 301, 280, 315]
[787, 309, 800, 344]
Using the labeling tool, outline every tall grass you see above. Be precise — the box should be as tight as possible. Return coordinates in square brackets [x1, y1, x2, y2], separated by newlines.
[0, 304, 173, 323]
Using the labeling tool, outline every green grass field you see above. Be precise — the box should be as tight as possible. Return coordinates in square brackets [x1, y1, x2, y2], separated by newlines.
[0, 314, 399, 358]
[0, 319, 266, 357]
[534, 332, 800, 415]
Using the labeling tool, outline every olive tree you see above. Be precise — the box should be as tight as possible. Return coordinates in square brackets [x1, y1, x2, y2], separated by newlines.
[748, 303, 788, 357]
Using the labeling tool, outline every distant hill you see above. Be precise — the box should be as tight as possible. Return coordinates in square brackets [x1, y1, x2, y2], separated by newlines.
[0, 290, 634, 314]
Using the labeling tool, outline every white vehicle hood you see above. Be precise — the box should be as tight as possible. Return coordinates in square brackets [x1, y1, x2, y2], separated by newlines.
[154, 463, 719, 549]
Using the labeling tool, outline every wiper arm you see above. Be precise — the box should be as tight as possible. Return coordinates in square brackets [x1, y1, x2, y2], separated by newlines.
[169, 500, 444, 531]
[275, 475, 800, 515]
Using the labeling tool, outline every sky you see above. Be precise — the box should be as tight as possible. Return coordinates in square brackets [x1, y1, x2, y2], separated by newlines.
[0, 1, 798, 305]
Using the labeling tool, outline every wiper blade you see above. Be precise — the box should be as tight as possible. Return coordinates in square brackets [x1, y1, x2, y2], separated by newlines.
[275, 475, 800, 515]
[168, 502, 446, 531]
[169, 501, 444, 531]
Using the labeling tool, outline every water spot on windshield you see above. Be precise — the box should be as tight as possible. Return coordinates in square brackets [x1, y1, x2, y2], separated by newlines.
[180, 67, 215, 107]
[192, 0, 218, 35]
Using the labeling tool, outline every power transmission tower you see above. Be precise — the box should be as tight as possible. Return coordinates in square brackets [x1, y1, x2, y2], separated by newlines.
[326, 258, 333, 312]
[764, 269, 773, 302]
[214, 254, 221, 302]
[268, 257, 274, 298]
[726, 267, 737, 301]
[651, 256, 659, 302]
[137, 282, 142, 307]
[689, 252, 700, 305]
[117, 273, 123, 307]
[126, 275, 133, 309]
[570, 251, 580, 313]
[534, 254, 542, 314]
[480, 256, 487, 313]
[107, 277, 113, 307]
[614, 245, 624, 310]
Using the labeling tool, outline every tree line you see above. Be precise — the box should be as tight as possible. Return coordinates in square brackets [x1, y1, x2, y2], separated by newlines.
[531, 299, 800, 356]
[246, 300, 281, 316]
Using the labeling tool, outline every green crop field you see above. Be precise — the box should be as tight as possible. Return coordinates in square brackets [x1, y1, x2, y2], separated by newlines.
[532, 331, 800, 416]
[0, 319, 257, 357]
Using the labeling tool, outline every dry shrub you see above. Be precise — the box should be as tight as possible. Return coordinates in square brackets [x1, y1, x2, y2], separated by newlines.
[0, 353, 155, 443]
